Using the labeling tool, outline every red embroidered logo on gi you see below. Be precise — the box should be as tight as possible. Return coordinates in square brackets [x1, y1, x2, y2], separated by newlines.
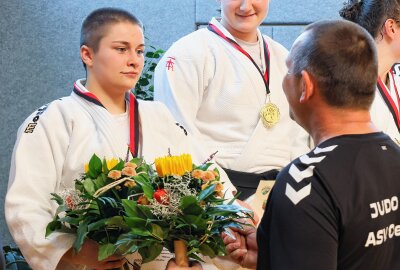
[166, 57, 175, 71]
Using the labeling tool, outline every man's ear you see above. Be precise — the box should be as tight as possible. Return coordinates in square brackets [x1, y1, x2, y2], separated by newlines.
[80, 45, 94, 68]
[299, 70, 315, 103]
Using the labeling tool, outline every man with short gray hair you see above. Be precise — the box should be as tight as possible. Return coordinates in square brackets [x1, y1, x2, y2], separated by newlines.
[223, 19, 400, 270]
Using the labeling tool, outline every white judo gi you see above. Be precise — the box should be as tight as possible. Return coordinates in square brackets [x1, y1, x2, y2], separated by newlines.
[371, 71, 400, 144]
[154, 18, 309, 175]
[5, 79, 236, 270]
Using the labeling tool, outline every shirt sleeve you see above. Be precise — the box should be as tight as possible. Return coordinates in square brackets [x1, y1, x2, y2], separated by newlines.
[154, 33, 213, 140]
[5, 102, 75, 270]
[257, 170, 339, 270]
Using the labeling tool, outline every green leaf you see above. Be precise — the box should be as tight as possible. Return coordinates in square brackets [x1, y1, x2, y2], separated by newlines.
[133, 174, 154, 199]
[72, 219, 90, 252]
[105, 216, 129, 230]
[125, 217, 148, 230]
[199, 243, 216, 258]
[98, 243, 117, 261]
[139, 78, 150, 86]
[198, 184, 216, 201]
[88, 154, 102, 177]
[196, 163, 213, 171]
[93, 175, 106, 190]
[180, 196, 204, 215]
[188, 252, 204, 262]
[102, 158, 109, 175]
[180, 195, 197, 209]
[45, 220, 61, 237]
[175, 223, 190, 229]
[55, 204, 69, 215]
[183, 215, 207, 231]
[129, 157, 144, 165]
[149, 63, 157, 72]
[145, 51, 154, 58]
[151, 223, 166, 240]
[139, 242, 163, 263]
[122, 199, 140, 217]
[207, 204, 253, 216]
[137, 204, 155, 219]
[130, 227, 152, 237]
[113, 159, 125, 171]
[97, 197, 119, 209]
[50, 193, 64, 205]
[115, 237, 139, 255]
[87, 218, 106, 232]
[75, 180, 84, 193]
[58, 216, 83, 226]
[83, 178, 96, 195]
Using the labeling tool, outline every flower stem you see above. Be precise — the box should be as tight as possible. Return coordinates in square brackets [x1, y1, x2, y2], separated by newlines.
[174, 239, 189, 267]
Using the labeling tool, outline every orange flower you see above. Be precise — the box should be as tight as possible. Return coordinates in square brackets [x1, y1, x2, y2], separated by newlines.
[215, 191, 224, 198]
[124, 181, 137, 188]
[201, 171, 216, 182]
[214, 183, 224, 197]
[191, 169, 205, 179]
[122, 167, 137, 177]
[124, 162, 137, 169]
[215, 182, 223, 192]
[212, 170, 219, 177]
[137, 195, 150, 205]
[108, 170, 121, 180]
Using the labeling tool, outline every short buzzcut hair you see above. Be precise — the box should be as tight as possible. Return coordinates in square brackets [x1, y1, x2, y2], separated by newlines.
[80, 7, 143, 52]
[291, 20, 378, 110]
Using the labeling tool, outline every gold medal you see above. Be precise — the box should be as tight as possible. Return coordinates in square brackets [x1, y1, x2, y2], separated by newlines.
[260, 102, 280, 128]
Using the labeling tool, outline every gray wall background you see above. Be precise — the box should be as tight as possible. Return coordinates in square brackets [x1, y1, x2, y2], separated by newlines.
[0, 0, 341, 245]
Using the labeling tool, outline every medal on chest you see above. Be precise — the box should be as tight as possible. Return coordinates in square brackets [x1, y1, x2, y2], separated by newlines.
[260, 95, 280, 128]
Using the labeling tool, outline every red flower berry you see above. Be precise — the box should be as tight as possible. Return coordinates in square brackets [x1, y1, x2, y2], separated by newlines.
[65, 196, 74, 209]
[153, 189, 169, 205]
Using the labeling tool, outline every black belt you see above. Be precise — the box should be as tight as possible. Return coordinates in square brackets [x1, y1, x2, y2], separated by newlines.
[222, 167, 279, 200]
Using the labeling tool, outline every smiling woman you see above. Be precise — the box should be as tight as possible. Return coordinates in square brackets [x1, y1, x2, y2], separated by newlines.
[154, 0, 310, 203]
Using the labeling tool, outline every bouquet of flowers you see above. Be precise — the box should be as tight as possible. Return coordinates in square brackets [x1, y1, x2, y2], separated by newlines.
[46, 153, 253, 267]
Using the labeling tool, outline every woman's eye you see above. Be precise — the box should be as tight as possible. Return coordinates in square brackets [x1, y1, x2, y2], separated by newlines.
[137, 49, 145, 55]
[116, 47, 127, 52]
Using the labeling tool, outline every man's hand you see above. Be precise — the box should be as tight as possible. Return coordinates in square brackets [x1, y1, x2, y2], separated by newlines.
[223, 226, 258, 269]
[165, 259, 203, 270]
[61, 239, 126, 269]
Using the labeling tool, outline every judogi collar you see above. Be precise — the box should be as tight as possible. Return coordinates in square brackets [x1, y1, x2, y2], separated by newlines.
[73, 80, 139, 157]
[207, 18, 271, 95]
[377, 69, 400, 133]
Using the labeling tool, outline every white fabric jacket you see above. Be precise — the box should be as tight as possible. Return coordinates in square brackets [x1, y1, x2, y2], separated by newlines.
[154, 18, 309, 174]
[5, 80, 236, 270]
[370, 73, 400, 144]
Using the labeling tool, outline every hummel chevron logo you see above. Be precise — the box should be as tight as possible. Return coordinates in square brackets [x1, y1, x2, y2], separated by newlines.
[288, 164, 315, 183]
[285, 145, 338, 205]
[285, 182, 311, 205]
[314, 145, 338, 154]
[299, 154, 326, 165]
[285, 164, 314, 205]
